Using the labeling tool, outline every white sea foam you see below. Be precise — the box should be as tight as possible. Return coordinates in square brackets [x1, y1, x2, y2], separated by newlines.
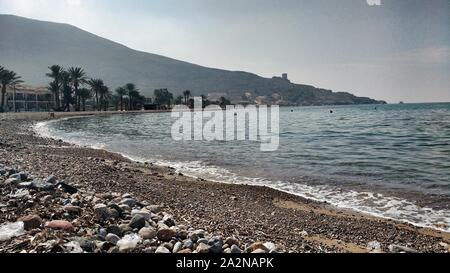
[149, 159, 450, 232]
[35, 119, 107, 150]
[34, 120, 450, 232]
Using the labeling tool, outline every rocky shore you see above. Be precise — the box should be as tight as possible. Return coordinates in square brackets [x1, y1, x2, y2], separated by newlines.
[0, 165, 280, 253]
[1, 112, 449, 253]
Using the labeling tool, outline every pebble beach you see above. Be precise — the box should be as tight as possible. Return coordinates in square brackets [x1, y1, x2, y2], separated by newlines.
[0, 111, 449, 253]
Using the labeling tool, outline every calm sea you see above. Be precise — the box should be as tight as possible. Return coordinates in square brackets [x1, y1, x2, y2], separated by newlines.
[36, 103, 450, 231]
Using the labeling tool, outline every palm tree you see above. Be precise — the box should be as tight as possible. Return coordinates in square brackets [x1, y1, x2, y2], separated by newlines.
[99, 85, 111, 111]
[200, 94, 207, 107]
[175, 96, 183, 105]
[123, 95, 130, 111]
[136, 94, 146, 110]
[46, 65, 63, 110]
[78, 88, 91, 111]
[154, 89, 174, 108]
[87, 78, 104, 111]
[111, 95, 120, 111]
[47, 82, 60, 111]
[219, 97, 231, 109]
[115, 87, 127, 111]
[68, 67, 87, 111]
[0, 69, 23, 112]
[129, 90, 141, 110]
[125, 83, 139, 111]
[183, 90, 191, 106]
[60, 71, 72, 112]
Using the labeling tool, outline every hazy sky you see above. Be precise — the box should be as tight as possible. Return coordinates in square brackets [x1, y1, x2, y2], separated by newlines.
[1, 0, 449, 103]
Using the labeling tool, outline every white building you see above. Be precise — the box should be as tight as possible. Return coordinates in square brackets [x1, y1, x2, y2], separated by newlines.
[5, 84, 53, 112]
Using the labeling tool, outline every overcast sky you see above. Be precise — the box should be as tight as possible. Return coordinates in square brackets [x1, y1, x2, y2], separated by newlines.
[0, 0, 449, 103]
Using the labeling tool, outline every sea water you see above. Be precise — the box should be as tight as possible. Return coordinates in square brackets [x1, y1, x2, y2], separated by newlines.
[35, 103, 450, 231]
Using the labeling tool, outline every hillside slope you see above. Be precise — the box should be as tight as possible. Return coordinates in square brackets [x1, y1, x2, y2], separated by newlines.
[0, 15, 385, 105]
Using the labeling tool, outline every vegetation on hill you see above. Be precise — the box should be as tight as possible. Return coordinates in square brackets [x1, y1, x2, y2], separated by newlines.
[0, 15, 386, 106]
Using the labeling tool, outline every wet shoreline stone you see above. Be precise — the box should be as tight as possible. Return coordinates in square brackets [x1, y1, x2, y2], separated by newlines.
[0, 165, 283, 253]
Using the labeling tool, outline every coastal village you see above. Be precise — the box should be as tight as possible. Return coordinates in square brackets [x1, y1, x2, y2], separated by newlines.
[1, 64, 295, 114]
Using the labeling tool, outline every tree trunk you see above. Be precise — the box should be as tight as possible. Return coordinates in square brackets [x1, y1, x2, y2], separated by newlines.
[53, 83, 61, 111]
[56, 80, 60, 110]
[1, 84, 6, 111]
[56, 90, 60, 110]
[120, 96, 123, 111]
[97, 92, 101, 112]
[94, 91, 98, 111]
[74, 83, 79, 112]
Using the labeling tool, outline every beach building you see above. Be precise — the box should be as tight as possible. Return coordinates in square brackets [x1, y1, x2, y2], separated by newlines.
[5, 84, 53, 112]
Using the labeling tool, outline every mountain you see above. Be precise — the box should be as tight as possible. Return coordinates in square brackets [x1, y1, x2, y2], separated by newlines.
[0, 15, 386, 105]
